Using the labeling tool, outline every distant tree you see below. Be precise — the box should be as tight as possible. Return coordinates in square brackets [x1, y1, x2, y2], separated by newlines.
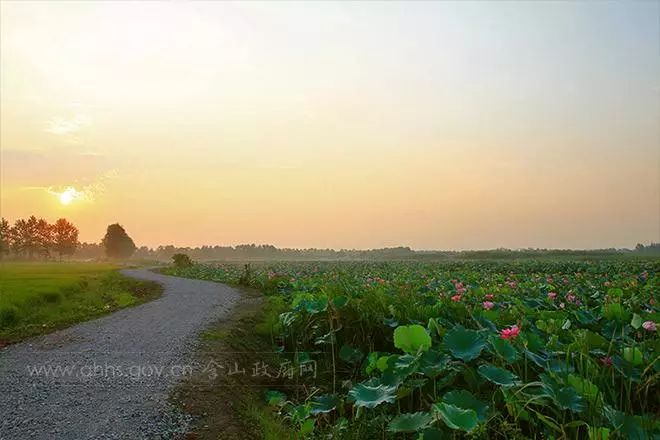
[101, 223, 136, 259]
[12, 216, 40, 258]
[52, 218, 79, 260]
[35, 218, 54, 258]
[76, 242, 104, 259]
[0, 218, 11, 259]
[172, 253, 193, 267]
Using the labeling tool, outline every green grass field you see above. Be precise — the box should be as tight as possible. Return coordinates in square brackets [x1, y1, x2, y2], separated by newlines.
[0, 262, 162, 343]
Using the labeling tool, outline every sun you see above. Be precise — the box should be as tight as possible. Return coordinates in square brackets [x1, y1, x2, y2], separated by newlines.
[58, 187, 78, 205]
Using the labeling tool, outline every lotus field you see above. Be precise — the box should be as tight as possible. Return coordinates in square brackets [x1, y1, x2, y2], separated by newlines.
[164, 260, 660, 439]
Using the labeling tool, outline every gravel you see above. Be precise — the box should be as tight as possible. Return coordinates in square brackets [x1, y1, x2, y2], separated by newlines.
[0, 269, 241, 440]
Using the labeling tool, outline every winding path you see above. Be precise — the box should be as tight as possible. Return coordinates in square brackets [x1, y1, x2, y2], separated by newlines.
[0, 269, 241, 440]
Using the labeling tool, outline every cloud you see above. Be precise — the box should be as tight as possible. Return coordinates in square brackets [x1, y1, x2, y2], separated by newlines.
[23, 169, 119, 204]
[45, 113, 91, 135]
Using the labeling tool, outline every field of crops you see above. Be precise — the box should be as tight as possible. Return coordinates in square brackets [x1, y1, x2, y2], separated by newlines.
[164, 259, 659, 439]
[0, 263, 162, 342]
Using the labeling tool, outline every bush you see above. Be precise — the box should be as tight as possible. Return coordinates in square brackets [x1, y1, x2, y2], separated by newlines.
[41, 291, 62, 304]
[0, 305, 19, 327]
[172, 253, 193, 268]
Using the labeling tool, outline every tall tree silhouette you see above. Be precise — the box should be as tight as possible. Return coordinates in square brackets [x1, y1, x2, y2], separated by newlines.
[0, 218, 11, 259]
[101, 223, 136, 259]
[12, 216, 40, 258]
[53, 218, 79, 260]
[35, 218, 54, 258]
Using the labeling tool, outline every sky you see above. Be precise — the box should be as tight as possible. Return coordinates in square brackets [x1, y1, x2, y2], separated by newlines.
[1, 1, 658, 250]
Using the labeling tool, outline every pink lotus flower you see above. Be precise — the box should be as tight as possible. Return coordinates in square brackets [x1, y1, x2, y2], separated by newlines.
[484, 294, 494, 300]
[604, 281, 611, 287]
[482, 301, 495, 310]
[559, 303, 565, 309]
[600, 356, 612, 366]
[547, 292, 557, 300]
[500, 325, 520, 340]
[566, 293, 577, 304]
[451, 294, 462, 302]
[642, 321, 657, 332]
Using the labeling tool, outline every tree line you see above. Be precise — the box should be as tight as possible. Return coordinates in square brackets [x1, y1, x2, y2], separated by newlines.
[0, 216, 79, 260]
[69, 243, 660, 262]
[2, 216, 657, 261]
[0, 217, 138, 260]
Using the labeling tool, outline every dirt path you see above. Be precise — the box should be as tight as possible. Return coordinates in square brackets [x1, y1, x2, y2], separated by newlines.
[0, 269, 241, 440]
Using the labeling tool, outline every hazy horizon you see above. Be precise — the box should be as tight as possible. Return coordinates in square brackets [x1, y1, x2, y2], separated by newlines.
[2, 1, 659, 250]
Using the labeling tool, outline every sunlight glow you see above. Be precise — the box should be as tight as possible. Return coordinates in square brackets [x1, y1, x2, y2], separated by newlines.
[58, 187, 80, 205]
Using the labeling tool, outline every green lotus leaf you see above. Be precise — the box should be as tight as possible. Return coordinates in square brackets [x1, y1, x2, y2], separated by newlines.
[553, 387, 584, 413]
[630, 313, 642, 330]
[387, 412, 433, 433]
[489, 335, 519, 362]
[265, 390, 286, 406]
[420, 350, 451, 378]
[587, 426, 610, 440]
[545, 358, 575, 374]
[305, 297, 328, 314]
[394, 324, 432, 354]
[571, 329, 608, 352]
[332, 296, 349, 309]
[434, 402, 479, 432]
[376, 355, 391, 372]
[310, 394, 339, 415]
[603, 405, 651, 440]
[478, 364, 520, 387]
[623, 347, 643, 366]
[365, 352, 379, 374]
[395, 354, 418, 370]
[290, 403, 312, 423]
[611, 356, 642, 382]
[427, 317, 444, 337]
[442, 390, 489, 421]
[541, 374, 584, 413]
[443, 326, 486, 362]
[339, 345, 364, 364]
[299, 418, 315, 437]
[603, 303, 630, 322]
[567, 374, 601, 405]
[348, 382, 397, 409]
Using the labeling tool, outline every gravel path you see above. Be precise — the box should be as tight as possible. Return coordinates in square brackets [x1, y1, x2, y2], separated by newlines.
[0, 269, 241, 440]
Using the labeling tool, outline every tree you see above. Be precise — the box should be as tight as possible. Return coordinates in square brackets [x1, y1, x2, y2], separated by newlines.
[12, 216, 40, 258]
[0, 218, 11, 259]
[52, 218, 79, 260]
[101, 223, 136, 259]
[172, 253, 193, 267]
[35, 218, 54, 258]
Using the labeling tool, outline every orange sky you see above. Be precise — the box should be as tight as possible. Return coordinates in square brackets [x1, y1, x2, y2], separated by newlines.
[1, 2, 658, 249]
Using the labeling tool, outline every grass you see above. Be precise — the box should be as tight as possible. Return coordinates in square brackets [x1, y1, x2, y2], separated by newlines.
[169, 285, 292, 439]
[0, 262, 163, 343]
